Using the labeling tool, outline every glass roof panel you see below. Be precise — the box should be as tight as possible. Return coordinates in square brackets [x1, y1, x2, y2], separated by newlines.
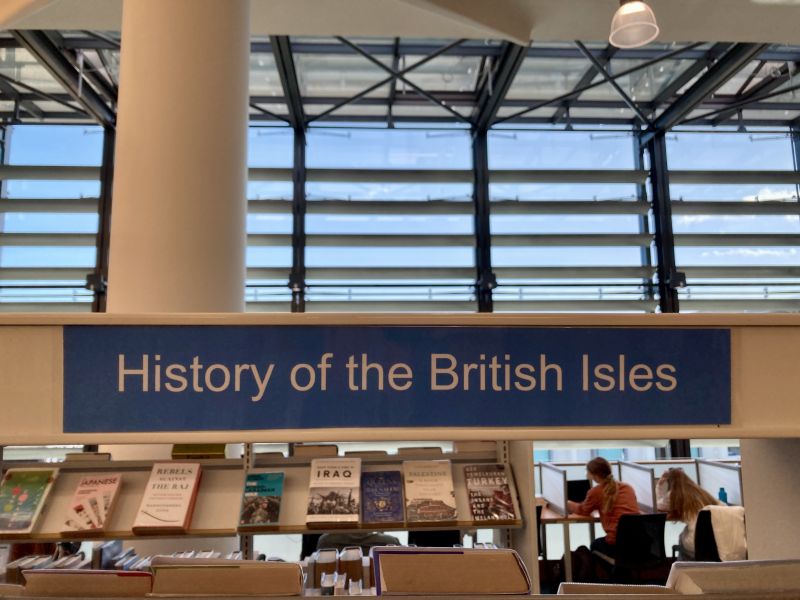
[495, 105, 557, 119]
[0, 48, 67, 94]
[506, 58, 594, 99]
[714, 60, 762, 96]
[250, 53, 284, 96]
[580, 59, 699, 103]
[296, 53, 392, 98]
[401, 55, 481, 93]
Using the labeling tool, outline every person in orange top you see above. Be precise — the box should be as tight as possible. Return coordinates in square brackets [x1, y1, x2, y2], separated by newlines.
[566, 457, 640, 556]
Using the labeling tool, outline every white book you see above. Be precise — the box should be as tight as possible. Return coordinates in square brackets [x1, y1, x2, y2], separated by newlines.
[403, 460, 458, 523]
[132, 463, 202, 534]
[306, 458, 361, 524]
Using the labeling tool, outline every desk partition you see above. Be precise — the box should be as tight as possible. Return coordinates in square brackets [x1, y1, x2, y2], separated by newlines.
[697, 459, 743, 505]
[541, 462, 569, 515]
[619, 461, 657, 513]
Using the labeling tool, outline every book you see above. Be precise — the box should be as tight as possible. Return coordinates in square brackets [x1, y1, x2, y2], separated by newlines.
[132, 463, 201, 534]
[306, 458, 361, 525]
[464, 463, 517, 523]
[237, 471, 283, 530]
[361, 470, 404, 526]
[0, 467, 59, 534]
[403, 460, 457, 523]
[62, 473, 123, 534]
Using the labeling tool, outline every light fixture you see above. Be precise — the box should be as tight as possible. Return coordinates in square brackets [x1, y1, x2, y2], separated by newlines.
[609, 0, 660, 49]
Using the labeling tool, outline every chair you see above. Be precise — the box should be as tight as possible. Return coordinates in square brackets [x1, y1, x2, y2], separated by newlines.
[694, 509, 721, 561]
[694, 506, 747, 562]
[593, 513, 671, 584]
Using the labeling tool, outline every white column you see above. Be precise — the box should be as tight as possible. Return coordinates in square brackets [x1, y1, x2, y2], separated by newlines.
[107, 0, 250, 313]
[741, 438, 800, 559]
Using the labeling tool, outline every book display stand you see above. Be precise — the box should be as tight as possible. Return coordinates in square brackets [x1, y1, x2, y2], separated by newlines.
[0, 445, 527, 540]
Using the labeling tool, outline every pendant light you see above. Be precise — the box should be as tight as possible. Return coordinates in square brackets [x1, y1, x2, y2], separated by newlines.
[609, 0, 660, 48]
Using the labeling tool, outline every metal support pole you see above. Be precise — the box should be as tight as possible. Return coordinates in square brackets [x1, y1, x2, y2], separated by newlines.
[90, 126, 114, 312]
[791, 126, 800, 201]
[290, 129, 307, 312]
[646, 131, 681, 313]
[669, 439, 692, 458]
[633, 131, 655, 303]
[472, 128, 495, 312]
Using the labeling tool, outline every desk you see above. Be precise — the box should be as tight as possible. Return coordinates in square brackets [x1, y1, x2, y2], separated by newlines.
[538, 503, 600, 582]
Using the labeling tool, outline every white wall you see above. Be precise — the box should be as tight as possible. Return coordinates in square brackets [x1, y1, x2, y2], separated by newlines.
[741, 438, 800, 559]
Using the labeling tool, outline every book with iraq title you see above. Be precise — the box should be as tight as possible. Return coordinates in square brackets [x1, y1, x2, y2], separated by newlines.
[403, 460, 457, 524]
[0, 468, 59, 534]
[464, 463, 517, 523]
[62, 473, 123, 534]
[132, 463, 201, 534]
[238, 471, 284, 531]
[361, 470, 404, 526]
[306, 458, 361, 526]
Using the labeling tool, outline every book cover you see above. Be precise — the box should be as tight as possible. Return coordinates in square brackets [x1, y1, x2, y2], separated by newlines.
[62, 473, 123, 534]
[132, 462, 201, 534]
[0, 468, 59, 534]
[306, 458, 361, 525]
[464, 464, 516, 523]
[361, 470, 404, 525]
[403, 460, 457, 523]
[238, 471, 283, 529]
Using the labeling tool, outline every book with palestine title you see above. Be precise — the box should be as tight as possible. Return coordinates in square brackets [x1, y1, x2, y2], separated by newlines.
[238, 471, 284, 531]
[306, 458, 361, 526]
[464, 463, 517, 523]
[403, 460, 457, 524]
[0, 468, 59, 534]
[132, 463, 202, 534]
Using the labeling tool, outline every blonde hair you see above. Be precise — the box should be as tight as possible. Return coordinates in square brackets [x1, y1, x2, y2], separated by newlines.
[587, 457, 617, 514]
[662, 468, 718, 522]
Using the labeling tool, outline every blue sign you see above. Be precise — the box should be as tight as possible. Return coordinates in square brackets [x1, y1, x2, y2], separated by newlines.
[62, 325, 730, 433]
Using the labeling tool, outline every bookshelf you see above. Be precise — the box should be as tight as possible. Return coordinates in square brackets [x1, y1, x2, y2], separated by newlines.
[0, 445, 528, 541]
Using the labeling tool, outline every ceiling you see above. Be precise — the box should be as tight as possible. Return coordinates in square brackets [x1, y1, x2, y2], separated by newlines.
[3, 0, 800, 46]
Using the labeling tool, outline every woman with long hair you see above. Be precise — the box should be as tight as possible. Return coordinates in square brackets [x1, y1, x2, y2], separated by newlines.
[656, 467, 719, 560]
[566, 457, 639, 556]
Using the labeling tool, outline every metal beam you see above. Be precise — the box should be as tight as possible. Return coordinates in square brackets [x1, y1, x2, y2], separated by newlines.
[387, 37, 401, 128]
[0, 72, 85, 114]
[647, 131, 680, 313]
[712, 61, 797, 125]
[12, 30, 115, 128]
[642, 43, 768, 143]
[472, 128, 495, 312]
[307, 39, 465, 124]
[472, 42, 528, 131]
[575, 41, 652, 126]
[552, 44, 617, 125]
[289, 130, 307, 312]
[337, 36, 471, 124]
[650, 43, 730, 106]
[0, 78, 43, 119]
[495, 43, 704, 125]
[633, 130, 656, 305]
[270, 36, 305, 130]
[90, 127, 114, 312]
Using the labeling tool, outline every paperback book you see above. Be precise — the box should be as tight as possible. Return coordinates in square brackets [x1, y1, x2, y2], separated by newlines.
[464, 464, 516, 523]
[62, 473, 123, 534]
[0, 468, 59, 534]
[238, 471, 284, 530]
[306, 458, 361, 525]
[403, 460, 457, 523]
[361, 470, 404, 526]
[132, 462, 202, 534]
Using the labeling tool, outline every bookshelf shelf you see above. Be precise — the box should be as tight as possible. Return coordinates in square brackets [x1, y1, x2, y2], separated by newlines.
[0, 448, 525, 542]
